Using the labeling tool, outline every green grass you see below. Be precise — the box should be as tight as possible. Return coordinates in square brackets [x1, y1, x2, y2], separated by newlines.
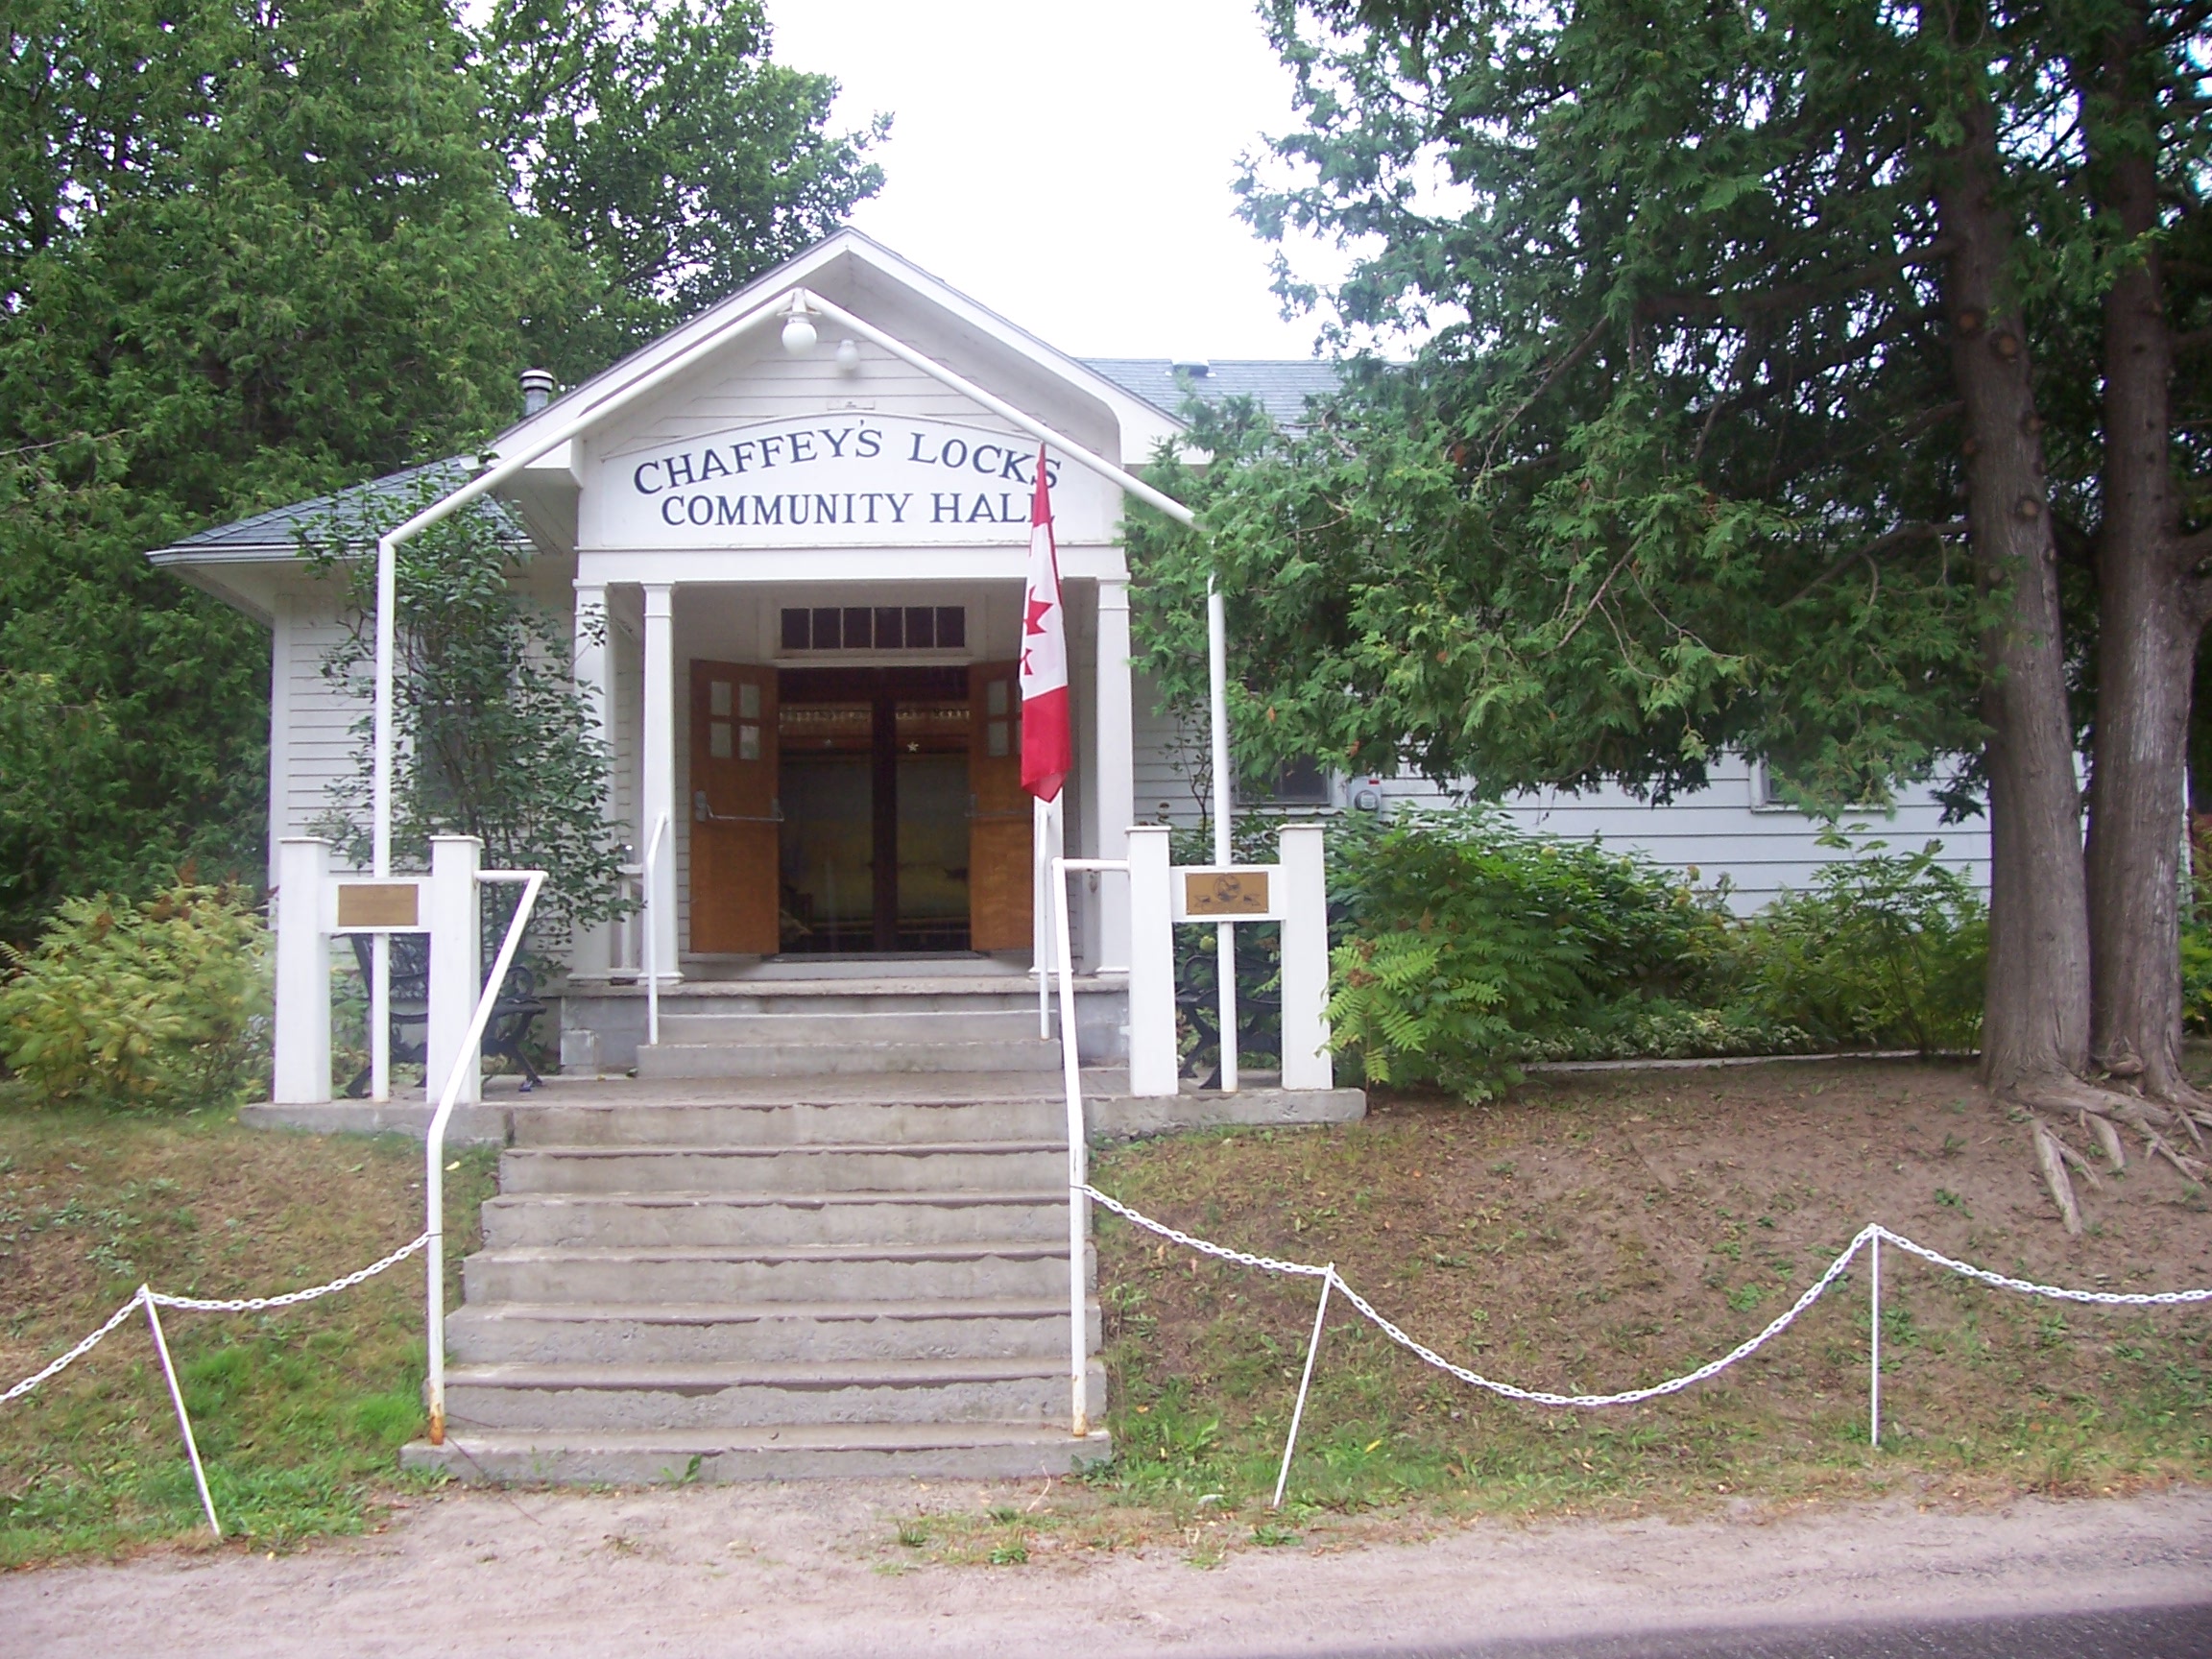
[0, 1089, 497, 1564]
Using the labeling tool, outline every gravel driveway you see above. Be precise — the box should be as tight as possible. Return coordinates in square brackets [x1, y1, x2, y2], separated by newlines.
[4, 1484, 2207, 1656]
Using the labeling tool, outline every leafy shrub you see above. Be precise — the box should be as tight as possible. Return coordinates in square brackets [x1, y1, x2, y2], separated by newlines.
[1322, 809, 1987, 1097]
[1323, 808, 1796, 1096]
[1736, 830, 1985, 1053]
[0, 882, 270, 1108]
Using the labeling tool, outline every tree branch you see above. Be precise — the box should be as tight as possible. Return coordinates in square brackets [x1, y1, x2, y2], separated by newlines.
[1479, 317, 1610, 472]
[1787, 519, 1968, 607]
[1638, 242, 1955, 326]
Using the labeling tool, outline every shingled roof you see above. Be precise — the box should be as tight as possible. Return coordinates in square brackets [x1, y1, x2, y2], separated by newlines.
[146, 457, 530, 565]
[1079, 359, 1342, 430]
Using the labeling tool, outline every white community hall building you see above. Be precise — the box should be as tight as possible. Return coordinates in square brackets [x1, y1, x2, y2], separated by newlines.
[151, 229, 1984, 1087]
[139, 228, 1988, 1482]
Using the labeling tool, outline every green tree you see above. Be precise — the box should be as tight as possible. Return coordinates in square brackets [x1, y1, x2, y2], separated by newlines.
[484, 0, 887, 366]
[1133, 0, 2207, 1120]
[0, 0, 883, 943]
[307, 480, 628, 942]
[0, 0, 565, 941]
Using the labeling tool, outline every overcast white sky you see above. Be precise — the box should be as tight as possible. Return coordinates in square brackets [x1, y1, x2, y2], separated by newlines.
[761, 0, 1351, 361]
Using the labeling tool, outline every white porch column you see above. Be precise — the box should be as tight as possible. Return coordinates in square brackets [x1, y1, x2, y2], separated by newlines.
[273, 837, 331, 1105]
[1092, 579, 1136, 974]
[424, 834, 482, 1106]
[571, 581, 614, 980]
[640, 583, 680, 984]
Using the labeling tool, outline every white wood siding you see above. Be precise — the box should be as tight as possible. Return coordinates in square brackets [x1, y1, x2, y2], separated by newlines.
[1131, 676, 1988, 913]
[270, 592, 372, 875]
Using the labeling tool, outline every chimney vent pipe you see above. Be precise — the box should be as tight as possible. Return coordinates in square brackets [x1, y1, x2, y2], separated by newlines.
[519, 368, 556, 416]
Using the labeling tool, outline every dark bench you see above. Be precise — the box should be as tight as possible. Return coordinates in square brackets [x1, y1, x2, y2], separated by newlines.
[344, 932, 545, 1098]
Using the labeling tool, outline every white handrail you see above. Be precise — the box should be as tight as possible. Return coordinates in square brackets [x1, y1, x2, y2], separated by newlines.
[641, 812, 672, 1046]
[424, 867, 545, 1446]
[1051, 855, 1128, 1438]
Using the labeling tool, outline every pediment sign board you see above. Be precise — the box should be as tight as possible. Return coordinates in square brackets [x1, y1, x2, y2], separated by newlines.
[589, 416, 1121, 549]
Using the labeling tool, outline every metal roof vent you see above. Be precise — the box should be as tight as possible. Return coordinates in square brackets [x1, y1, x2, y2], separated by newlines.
[1171, 360, 1212, 378]
[519, 368, 557, 416]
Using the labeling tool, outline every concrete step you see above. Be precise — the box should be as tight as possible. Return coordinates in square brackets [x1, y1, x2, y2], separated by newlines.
[509, 1096, 1063, 1149]
[463, 1239, 1086, 1304]
[480, 1189, 1070, 1249]
[636, 1037, 1061, 1079]
[650, 989, 1046, 1015]
[402, 1422, 1113, 1483]
[442, 1356, 1106, 1431]
[445, 1297, 1098, 1365]
[653, 1008, 1046, 1044]
[498, 1141, 1066, 1196]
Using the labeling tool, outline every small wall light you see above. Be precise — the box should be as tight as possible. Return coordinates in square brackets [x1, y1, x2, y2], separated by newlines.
[834, 338, 860, 373]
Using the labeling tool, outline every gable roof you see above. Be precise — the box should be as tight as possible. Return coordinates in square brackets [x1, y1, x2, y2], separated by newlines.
[494, 228, 1181, 469]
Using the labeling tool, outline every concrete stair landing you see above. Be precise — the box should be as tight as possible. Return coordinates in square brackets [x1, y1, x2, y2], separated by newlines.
[404, 1086, 1111, 1484]
[633, 976, 1064, 1080]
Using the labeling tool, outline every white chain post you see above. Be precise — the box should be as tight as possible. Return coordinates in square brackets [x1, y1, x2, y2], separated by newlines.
[140, 1287, 222, 1540]
[1273, 1264, 1334, 1511]
[1870, 1231, 1882, 1449]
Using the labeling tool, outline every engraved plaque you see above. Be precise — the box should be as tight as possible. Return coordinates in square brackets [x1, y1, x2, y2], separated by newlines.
[336, 882, 420, 929]
[1184, 870, 1270, 916]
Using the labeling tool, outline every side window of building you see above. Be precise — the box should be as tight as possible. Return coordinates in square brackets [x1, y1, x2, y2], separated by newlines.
[1243, 757, 1334, 807]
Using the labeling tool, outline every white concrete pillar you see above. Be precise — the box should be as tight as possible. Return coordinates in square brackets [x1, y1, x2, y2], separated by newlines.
[273, 837, 331, 1105]
[640, 583, 680, 983]
[571, 582, 613, 980]
[424, 834, 481, 1106]
[1126, 826, 1177, 1096]
[1278, 824, 1334, 1091]
[1094, 579, 1136, 974]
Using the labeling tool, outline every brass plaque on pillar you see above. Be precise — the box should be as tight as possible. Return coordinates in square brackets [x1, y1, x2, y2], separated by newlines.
[1184, 870, 1269, 917]
[336, 882, 420, 929]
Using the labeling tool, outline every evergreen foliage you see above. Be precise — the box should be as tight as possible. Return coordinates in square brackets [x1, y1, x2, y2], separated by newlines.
[1126, 0, 2207, 1100]
[0, 0, 881, 943]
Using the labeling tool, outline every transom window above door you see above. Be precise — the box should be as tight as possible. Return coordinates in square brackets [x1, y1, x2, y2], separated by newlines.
[781, 605, 967, 653]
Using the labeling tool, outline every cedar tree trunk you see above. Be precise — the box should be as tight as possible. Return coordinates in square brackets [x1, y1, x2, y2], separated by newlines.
[1932, 78, 2094, 1096]
[2082, 9, 2212, 1101]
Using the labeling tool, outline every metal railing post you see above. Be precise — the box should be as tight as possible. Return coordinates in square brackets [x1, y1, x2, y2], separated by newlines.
[424, 868, 545, 1447]
[1050, 855, 1128, 1439]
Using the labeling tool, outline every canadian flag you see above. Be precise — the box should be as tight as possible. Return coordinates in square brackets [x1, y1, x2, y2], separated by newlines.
[1020, 443, 1071, 802]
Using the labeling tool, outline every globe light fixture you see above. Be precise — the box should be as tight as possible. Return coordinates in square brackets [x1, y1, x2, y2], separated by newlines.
[781, 309, 817, 356]
[834, 338, 861, 373]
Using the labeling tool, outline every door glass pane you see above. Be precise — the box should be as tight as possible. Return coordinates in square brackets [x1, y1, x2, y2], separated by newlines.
[709, 720, 733, 759]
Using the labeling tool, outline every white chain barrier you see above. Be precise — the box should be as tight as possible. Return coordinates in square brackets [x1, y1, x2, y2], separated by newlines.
[1082, 1185, 2212, 1498]
[1, 1230, 433, 1539]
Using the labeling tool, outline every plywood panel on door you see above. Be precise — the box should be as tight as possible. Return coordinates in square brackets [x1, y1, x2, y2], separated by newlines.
[689, 661, 779, 953]
[968, 661, 1031, 951]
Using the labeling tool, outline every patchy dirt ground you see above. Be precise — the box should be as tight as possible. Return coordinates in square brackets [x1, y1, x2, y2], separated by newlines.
[1089, 1058, 2212, 1513]
[2, 1480, 2207, 1656]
